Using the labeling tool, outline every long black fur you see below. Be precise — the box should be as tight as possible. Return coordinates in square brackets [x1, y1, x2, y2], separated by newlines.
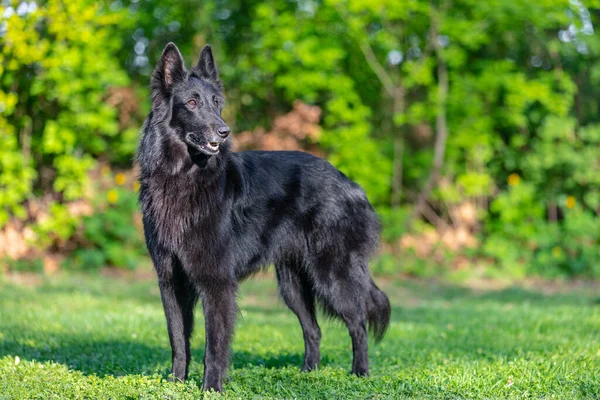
[137, 42, 391, 392]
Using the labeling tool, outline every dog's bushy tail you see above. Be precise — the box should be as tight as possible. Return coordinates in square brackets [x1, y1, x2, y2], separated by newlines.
[366, 279, 391, 342]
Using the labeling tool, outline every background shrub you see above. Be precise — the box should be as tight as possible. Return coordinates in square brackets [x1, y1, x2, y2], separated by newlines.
[1, 0, 599, 278]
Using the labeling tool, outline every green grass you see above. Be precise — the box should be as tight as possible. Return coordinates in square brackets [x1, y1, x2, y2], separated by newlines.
[0, 272, 599, 399]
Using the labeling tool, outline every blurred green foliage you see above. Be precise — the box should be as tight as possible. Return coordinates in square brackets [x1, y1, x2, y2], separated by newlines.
[0, 0, 132, 223]
[1, 0, 599, 277]
[69, 186, 146, 271]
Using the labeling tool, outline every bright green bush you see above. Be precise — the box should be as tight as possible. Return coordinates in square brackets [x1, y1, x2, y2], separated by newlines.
[0, 0, 131, 229]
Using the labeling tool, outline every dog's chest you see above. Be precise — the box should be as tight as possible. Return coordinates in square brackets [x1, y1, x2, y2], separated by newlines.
[142, 176, 209, 249]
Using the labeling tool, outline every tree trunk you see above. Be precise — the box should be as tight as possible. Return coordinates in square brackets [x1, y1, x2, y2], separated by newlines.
[548, 201, 558, 222]
[406, 10, 449, 231]
[391, 86, 405, 208]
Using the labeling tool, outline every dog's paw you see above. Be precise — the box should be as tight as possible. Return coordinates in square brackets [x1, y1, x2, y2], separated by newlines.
[301, 361, 319, 372]
[351, 367, 369, 377]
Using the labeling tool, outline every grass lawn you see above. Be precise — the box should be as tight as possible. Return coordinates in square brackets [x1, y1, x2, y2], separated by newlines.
[0, 272, 599, 399]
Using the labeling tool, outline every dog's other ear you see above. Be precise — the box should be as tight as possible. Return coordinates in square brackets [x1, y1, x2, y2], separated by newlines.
[194, 44, 220, 82]
[152, 42, 186, 98]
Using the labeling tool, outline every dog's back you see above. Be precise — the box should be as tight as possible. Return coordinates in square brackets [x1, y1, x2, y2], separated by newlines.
[227, 150, 380, 277]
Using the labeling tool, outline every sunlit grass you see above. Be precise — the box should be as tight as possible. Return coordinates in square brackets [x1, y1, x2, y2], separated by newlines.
[0, 273, 599, 399]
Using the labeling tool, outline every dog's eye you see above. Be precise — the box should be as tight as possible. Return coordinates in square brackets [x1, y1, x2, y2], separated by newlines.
[213, 96, 220, 107]
[187, 99, 197, 108]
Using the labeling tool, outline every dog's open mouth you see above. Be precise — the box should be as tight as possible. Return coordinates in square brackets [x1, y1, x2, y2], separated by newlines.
[187, 134, 221, 156]
[203, 142, 220, 152]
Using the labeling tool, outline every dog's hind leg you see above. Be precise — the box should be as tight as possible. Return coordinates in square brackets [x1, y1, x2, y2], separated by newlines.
[342, 306, 369, 377]
[313, 256, 370, 377]
[154, 253, 199, 382]
[275, 263, 321, 371]
[336, 294, 369, 376]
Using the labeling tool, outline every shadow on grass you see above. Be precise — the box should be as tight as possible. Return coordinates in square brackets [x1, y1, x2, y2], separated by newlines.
[0, 337, 170, 377]
[0, 335, 330, 378]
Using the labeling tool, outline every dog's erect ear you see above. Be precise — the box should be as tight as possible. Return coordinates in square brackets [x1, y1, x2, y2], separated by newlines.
[152, 42, 186, 96]
[194, 44, 219, 82]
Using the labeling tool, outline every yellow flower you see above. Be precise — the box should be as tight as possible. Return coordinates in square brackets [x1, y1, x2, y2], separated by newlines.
[507, 173, 520, 187]
[565, 196, 576, 209]
[115, 172, 127, 186]
[551, 246, 562, 258]
[107, 189, 118, 204]
[134, 181, 141, 192]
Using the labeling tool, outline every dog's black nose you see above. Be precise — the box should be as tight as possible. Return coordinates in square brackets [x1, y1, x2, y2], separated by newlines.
[217, 126, 230, 138]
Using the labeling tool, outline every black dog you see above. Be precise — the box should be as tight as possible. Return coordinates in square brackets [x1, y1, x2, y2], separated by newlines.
[137, 42, 391, 392]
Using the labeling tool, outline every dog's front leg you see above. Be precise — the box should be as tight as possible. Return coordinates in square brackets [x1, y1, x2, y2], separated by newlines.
[200, 279, 237, 392]
[154, 254, 198, 383]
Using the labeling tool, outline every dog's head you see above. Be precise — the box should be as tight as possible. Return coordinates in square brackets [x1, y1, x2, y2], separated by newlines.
[151, 42, 230, 157]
